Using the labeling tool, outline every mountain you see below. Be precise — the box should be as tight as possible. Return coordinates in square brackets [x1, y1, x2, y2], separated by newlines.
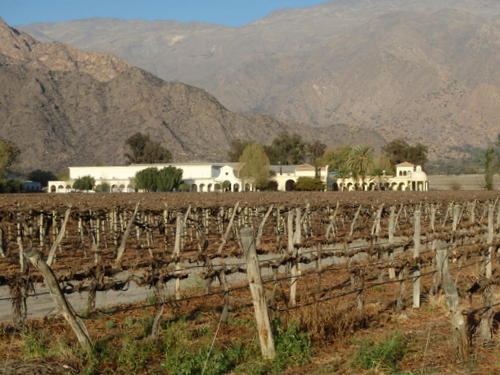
[20, 0, 500, 158]
[0, 19, 383, 173]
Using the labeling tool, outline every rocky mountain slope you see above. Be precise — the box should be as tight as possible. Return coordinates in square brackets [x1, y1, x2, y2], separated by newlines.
[0, 19, 382, 172]
[20, 0, 500, 157]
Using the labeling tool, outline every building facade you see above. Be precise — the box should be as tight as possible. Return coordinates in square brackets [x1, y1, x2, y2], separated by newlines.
[335, 162, 429, 191]
[48, 162, 328, 193]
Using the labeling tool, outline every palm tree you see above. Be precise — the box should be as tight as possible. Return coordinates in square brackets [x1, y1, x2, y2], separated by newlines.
[346, 145, 374, 190]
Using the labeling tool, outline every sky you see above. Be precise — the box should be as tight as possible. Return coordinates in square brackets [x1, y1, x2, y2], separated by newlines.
[1, 0, 328, 26]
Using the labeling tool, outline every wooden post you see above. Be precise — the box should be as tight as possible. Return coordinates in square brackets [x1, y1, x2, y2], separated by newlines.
[217, 201, 239, 254]
[413, 210, 421, 308]
[438, 246, 469, 360]
[174, 212, 183, 299]
[256, 205, 273, 248]
[115, 203, 140, 263]
[24, 248, 93, 353]
[388, 206, 396, 279]
[288, 210, 298, 306]
[349, 205, 362, 238]
[46, 207, 71, 266]
[241, 227, 275, 360]
[485, 203, 494, 279]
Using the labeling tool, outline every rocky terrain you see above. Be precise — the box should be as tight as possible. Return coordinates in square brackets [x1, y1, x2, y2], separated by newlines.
[20, 0, 500, 157]
[0, 19, 383, 173]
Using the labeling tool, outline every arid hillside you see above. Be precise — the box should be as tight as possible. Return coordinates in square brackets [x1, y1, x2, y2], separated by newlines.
[20, 0, 500, 157]
[0, 19, 383, 172]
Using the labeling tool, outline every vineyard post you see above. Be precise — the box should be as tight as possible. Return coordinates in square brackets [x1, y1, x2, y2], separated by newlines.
[485, 203, 494, 279]
[217, 201, 239, 254]
[174, 212, 183, 299]
[0, 228, 4, 257]
[115, 202, 140, 263]
[241, 227, 276, 360]
[437, 245, 469, 360]
[413, 210, 421, 308]
[47, 207, 71, 266]
[288, 210, 298, 306]
[256, 205, 273, 248]
[24, 248, 93, 354]
[388, 206, 396, 279]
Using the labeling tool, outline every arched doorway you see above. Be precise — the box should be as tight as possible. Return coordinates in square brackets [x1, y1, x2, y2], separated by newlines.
[207, 184, 212, 192]
[199, 184, 205, 192]
[267, 181, 278, 191]
[50, 185, 56, 193]
[191, 184, 198, 192]
[285, 179, 295, 191]
[233, 183, 240, 192]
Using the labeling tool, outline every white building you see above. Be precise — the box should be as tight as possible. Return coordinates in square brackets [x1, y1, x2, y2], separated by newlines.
[48, 162, 328, 193]
[336, 162, 429, 191]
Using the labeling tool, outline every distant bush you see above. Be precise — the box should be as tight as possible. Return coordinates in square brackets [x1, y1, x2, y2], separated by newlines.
[449, 181, 461, 191]
[0, 178, 23, 193]
[73, 175, 95, 191]
[295, 177, 325, 191]
[95, 182, 110, 193]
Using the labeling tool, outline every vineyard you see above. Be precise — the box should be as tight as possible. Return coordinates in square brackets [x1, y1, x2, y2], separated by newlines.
[0, 191, 499, 375]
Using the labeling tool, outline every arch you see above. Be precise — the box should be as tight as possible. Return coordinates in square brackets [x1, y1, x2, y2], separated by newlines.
[411, 181, 416, 191]
[191, 184, 198, 192]
[222, 180, 231, 192]
[268, 181, 278, 191]
[111, 184, 117, 192]
[207, 183, 212, 192]
[58, 185, 65, 191]
[50, 185, 56, 193]
[285, 179, 295, 191]
[368, 182, 375, 191]
[332, 183, 339, 191]
[199, 184, 205, 192]
[244, 183, 251, 192]
[214, 183, 222, 192]
[233, 183, 240, 192]
[346, 182, 353, 191]
[119, 184, 125, 192]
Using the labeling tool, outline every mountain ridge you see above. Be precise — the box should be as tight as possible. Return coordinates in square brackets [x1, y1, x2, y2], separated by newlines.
[0, 19, 383, 172]
[19, 0, 500, 158]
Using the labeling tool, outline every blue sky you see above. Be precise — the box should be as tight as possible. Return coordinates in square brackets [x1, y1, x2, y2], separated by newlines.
[1, 0, 328, 26]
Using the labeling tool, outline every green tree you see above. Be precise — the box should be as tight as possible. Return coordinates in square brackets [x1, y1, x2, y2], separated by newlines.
[382, 139, 428, 167]
[135, 167, 159, 192]
[295, 177, 325, 191]
[484, 146, 495, 190]
[28, 169, 57, 188]
[306, 140, 327, 177]
[346, 145, 374, 189]
[0, 178, 23, 193]
[239, 143, 270, 189]
[73, 175, 95, 191]
[227, 139, 253, 162]
[125, 132, 172, 164]
[265, 133, 307, 165]
[322, 145, 353, 177]
[157, 166, 183, 192]
[0, 138, 20, 170]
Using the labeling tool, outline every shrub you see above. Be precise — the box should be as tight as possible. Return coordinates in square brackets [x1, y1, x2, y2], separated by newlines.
[0, 178, 23, 193]
[351, 332, 407, 373]
[95, 182, 110, 193]
[271, 320, 312, 372]
[135, 167, 159, 192]
[178, 183, 191, 192]
[22, 328, 49, 358]
[295, 177, 325, 191]
[73, 175, 95, 191]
